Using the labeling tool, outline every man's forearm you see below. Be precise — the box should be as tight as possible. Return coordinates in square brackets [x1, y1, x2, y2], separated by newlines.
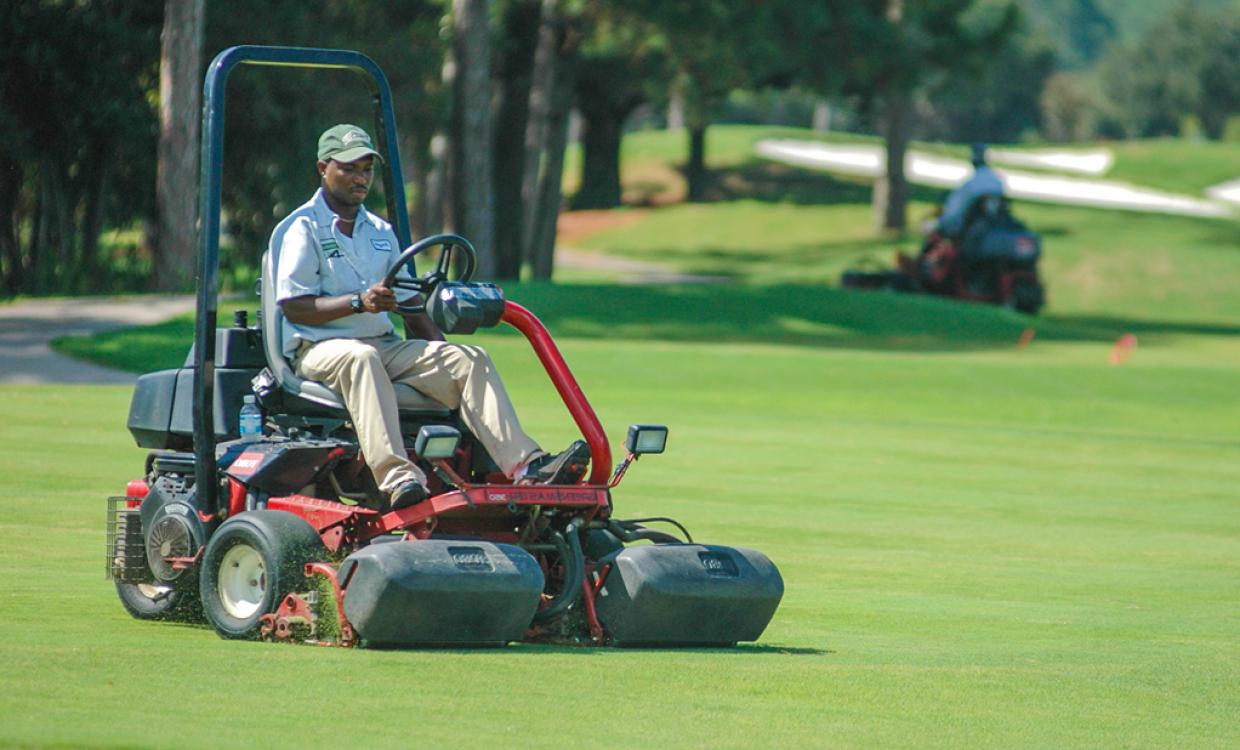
[282, 291, 445, 341]
[281, 294, 354, 325]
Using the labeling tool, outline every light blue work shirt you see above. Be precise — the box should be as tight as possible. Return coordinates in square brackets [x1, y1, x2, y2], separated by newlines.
[272, 188, 413, 357]
[937, 165, 1005, 237]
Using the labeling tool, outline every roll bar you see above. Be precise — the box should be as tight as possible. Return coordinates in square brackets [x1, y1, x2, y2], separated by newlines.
[192, 46, 410, 517]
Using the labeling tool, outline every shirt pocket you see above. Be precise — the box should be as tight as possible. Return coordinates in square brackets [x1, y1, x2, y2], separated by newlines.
[321, 255, 364, 294]
[363, 236, 397, 280]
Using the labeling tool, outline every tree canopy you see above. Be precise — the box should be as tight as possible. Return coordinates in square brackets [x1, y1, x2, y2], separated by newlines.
[0, 0, 1235, 297]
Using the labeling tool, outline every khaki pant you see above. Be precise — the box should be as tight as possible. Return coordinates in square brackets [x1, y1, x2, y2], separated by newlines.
[295, 335, 542, 492]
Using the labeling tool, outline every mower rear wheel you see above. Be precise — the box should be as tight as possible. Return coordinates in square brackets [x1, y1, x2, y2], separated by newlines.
[1010, 278, 1045, 314]
[199, 511, 327, 639]
[115, 581, 202, 621]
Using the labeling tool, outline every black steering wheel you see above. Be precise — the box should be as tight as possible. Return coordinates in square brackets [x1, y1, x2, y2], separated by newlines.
[382, 233, 477, 314]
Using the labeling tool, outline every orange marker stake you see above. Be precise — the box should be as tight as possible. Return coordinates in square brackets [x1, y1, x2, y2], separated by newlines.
[1016, 327, 1035, 350]
[1109, 333, 1137, 365]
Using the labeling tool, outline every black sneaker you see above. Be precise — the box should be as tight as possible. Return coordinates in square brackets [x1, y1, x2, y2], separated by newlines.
[524, 441, 591, 485]
[388, 480, 429, 511]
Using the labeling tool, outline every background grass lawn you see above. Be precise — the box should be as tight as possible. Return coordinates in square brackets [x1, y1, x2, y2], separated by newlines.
[6, 130, 1239, 748]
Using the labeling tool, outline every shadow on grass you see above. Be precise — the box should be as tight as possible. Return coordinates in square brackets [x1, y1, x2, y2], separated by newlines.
[1041, 314, 1240, 338]
[129, 620, 830, 655]
[55, 282, 1239, 375]
[502, 642, 831, 657]
[689, 160, 950, 208]
[612, 238, 904, 282]
[503, 282, 1161, 353]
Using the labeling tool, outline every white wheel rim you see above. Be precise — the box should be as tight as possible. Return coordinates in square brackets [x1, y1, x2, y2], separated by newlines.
[218, 543, 267, 620]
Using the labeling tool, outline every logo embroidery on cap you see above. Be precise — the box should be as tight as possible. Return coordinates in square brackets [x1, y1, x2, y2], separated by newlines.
[342, 130, 368, 145]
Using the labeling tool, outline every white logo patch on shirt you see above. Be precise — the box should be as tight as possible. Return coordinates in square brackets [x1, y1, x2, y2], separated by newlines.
[370, 239, 392, 252]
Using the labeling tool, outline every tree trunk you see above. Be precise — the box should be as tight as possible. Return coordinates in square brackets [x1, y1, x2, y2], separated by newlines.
[871, 176, 889, 235]
[30, 165, 46, 293]
[0, 156, 22, 295]
[33, 159, 72, 294]
[452, 0, 497, 278]
[440, 50, 459, 236]
[51, 164, 74, 292]
[529, 35, 578, 279]
[492, 85, 529, 279]
[682, 78, 714, 203]
[686, 124, 707, 202]
[75, 152, 108, 291]
[406, 132, 431, 238]
[425, 133, 449, 236]
[572, 109, 624, 209]
[667, 90, 685, 130]
[520, 0, 558, 264]
[880, 0, 909, 235]
[491, 0, 538, 281]
[880, 91, 910, 234]
[812, 100, 831, 132]
[152, 0, 204, 292]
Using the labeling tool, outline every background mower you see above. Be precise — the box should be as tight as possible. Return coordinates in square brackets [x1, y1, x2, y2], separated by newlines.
[106, 45, 783, 647]
[843, 194, 1045, 314]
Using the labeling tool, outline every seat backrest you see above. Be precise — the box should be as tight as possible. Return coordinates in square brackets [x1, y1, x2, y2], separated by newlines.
[260, 242, 349, 411]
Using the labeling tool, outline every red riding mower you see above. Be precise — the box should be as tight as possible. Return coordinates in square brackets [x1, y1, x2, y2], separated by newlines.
[106, 46, 782, 647]
[842, 195, 1045, 314]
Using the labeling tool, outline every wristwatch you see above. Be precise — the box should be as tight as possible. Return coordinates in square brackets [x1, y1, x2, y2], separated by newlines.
[349, 292, 364, 313]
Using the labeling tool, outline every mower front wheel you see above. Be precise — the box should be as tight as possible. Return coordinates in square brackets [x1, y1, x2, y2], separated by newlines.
[199, 511, 327, 639]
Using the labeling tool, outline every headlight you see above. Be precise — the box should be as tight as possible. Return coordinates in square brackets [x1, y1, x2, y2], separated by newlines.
[415, 425, 461, 459]
[625, 424, 668, 455]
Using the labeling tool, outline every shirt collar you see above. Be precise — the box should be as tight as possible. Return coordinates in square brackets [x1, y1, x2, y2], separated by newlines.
[312, 187, 374, 229]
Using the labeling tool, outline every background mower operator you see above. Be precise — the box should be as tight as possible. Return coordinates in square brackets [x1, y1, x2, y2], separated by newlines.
[274, 124, 588, 511]
[936, 143, 1005, 239]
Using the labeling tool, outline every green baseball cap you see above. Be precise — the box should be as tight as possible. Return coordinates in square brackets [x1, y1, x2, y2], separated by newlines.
[317, 124, 384, 163]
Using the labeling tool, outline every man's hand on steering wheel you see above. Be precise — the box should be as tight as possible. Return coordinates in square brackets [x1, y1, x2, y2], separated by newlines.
[359, 282, 398, 313]
[382, 233, 478, 315]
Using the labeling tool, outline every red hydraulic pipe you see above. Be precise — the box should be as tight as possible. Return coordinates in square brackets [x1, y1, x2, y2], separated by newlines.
[501, 301, 612, 485]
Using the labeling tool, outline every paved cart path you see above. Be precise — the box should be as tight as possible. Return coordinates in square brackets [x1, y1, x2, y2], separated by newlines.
[0, 295, 196, 385]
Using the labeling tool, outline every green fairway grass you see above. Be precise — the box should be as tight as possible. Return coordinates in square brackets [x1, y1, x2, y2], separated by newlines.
[4, 318, 1239, 748]
[1105, 138, 1240, 196]
[12, 131, 1240, 748]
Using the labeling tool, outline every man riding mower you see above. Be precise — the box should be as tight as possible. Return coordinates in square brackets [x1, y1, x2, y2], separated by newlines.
[842, 144, 1045, 314]
[105, 45, 783, 648]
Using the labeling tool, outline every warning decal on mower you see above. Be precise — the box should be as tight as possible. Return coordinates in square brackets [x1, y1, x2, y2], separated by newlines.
[483, 487, 603, 506]
[228, 452, 266, 477]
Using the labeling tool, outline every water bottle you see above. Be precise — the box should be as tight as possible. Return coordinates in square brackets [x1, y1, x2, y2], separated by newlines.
[238, 394, 263, 438]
